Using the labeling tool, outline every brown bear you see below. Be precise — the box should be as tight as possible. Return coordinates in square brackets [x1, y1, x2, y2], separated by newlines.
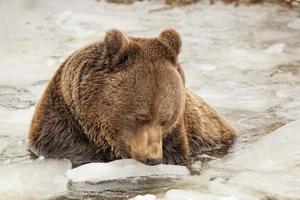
[28, 29, 235, 166]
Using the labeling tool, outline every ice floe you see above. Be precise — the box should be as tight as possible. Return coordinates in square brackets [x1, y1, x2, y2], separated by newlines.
[0, 159, 71, 200]
[67, 159, 190, 182]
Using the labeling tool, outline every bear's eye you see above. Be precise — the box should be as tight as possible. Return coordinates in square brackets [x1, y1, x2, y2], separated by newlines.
[136, 115, 150, 125]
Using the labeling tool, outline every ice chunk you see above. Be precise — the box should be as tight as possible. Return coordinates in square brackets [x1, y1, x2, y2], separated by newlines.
[208, 178, 262, 200]
[201, 120, 300, 199]
[0, 107, 34, 137]
[164, 189, 237, 200]
[264, 43, 285, 54]
[227, 170, 300, 199]
[288, 18, 300, 30]
[67, 159, 190, 182]
[212, 119, 300, 171]
[131, 194, 157, 200]
[197, 86, 279, 112]
[280, 101, 300, 120]
[56, 11, 97, 38]
[191, 63, 217, 71]
[0, 159, 71, 200]
[191, 161, 202, 173]
[38, 156, 45, 160]
[0, 138, 9, 153]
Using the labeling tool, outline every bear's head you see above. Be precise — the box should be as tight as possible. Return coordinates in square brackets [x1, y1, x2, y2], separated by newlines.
[77, 29, 186, 165]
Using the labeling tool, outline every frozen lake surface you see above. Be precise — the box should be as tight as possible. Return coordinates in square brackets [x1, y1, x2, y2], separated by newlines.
[0, 0, 300, 199]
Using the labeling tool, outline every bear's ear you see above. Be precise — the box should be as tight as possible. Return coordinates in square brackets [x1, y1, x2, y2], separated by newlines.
[104, 29, 128, 57]
[158, 29, 181, 56]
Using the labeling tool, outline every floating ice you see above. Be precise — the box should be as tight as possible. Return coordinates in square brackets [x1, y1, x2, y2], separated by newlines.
[196, 86, 279, 112]
[164, 189, 237, 200]
[191, 161, 202, 173]
[0, 138, 9, 153]
[213, 119, 300, 171]
[198, 119, 300, 199]
[131, 194, 157, 200]
[264, 43, 285, 54]
[280, 101, 300, 120]
[0, 107, 34, 137]
[67, 159, 190, 182]
[287, 18, 300, 30]
[56, 11, 98, 38]
[0, 159, 71, 200]
[227, 170, 300, 199]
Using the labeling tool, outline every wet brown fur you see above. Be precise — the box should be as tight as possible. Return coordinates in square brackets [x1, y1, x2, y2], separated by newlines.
[28, 29, 235, 166]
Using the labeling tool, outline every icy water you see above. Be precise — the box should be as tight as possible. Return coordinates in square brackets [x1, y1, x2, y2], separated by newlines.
[0, 0, 300, 199]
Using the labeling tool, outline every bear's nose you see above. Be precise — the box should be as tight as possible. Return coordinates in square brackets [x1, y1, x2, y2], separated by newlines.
[145, 158, 162, 166]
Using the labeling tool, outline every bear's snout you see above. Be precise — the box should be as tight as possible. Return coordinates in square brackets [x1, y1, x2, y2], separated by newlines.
[129, 125, 163, 165]
[145, 158, 162, 166]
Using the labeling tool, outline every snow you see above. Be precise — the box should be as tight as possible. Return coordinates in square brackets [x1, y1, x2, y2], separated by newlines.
[67, 159, 190, 182]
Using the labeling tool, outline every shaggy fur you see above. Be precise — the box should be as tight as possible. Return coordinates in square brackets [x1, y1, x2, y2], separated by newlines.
[28, 29, 235, 166]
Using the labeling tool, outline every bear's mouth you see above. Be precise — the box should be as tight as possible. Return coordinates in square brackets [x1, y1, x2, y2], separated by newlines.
[131, 151, 163, 166]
